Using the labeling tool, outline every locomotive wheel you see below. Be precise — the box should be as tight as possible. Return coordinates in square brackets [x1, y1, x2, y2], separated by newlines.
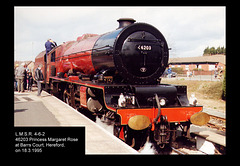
[113, 125, 121, 138]
[123, 125, 149, 150]
[63, 92, 70, 105]
[63, 89, 72, 106]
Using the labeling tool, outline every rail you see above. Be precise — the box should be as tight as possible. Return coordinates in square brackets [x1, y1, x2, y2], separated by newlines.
[171, 147, 187, 155]
[206, 114, 226, 131]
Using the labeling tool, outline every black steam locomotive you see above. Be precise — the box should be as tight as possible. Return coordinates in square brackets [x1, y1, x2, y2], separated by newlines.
[35, 18, 209, 150]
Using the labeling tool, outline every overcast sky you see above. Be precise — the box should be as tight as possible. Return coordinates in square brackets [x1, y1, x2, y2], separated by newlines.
[14, 6, 226, 61]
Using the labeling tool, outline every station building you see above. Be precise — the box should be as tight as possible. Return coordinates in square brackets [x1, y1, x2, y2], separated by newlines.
[169, 54, 225, 75]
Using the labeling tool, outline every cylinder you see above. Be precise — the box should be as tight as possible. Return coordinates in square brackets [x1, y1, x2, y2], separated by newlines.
[87, 97, 102, 112]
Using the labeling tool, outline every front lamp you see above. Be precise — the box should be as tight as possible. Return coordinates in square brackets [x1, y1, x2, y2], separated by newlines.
[159, 98, 166, 106]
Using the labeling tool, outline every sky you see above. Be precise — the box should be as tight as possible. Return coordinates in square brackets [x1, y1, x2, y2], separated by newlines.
[14, 6, 226, 61]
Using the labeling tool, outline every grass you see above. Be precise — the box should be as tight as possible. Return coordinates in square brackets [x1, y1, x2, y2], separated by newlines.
[161, 78, 225, 112]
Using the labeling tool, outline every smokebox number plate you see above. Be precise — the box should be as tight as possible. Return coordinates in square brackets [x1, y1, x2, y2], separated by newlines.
[136, 45, 152, 51]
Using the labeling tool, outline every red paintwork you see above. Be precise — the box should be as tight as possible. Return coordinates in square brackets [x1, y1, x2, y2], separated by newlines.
[80, 86, 87, 108]
[119, 126, 125, 141]
[55, 34, 100, 75]
[48, 76, 202, 130]
[34, 51, 46, 80]
[34, 34, 101, 83]
[117, 106, 203, 130]
[54, 41, 76, 74]
[68, 76, 79, 81]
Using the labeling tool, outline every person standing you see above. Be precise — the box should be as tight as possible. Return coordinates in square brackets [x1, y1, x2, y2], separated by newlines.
[15, 63, 26, 93]
[23, 64, 28, 90]
[45, 39, 56, 55]
[167, 67, 172, 78]
[14, 64, 19, 91]
[35, 64, 44, 96]
[49, 39, 57, 47]
[27, 72, 33, 92]
[45, 39, 56, 62]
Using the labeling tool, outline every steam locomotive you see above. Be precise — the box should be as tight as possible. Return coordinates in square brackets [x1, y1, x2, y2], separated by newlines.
[34, 18, 209, 150]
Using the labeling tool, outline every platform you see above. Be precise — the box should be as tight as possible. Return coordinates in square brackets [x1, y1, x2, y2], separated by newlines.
[14, 89, 138, 154]
[192, 130, 226, 147]
[191, 130, 226, 154]
[202, 108, 225, 119]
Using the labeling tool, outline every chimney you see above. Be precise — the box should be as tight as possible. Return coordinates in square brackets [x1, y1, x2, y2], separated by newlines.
[117, 18, 136, 29]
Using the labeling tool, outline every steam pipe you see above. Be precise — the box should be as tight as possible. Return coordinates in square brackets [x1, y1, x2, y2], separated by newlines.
[154, 93, 161, 123]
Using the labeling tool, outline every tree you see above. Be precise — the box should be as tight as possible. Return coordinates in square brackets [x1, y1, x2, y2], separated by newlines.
[203, 46, 210, 55]
[203, 46, 226, 55]
[210, 47, 216, 55]
[221, 47, 226, 54]
[216, 46, 221, 54]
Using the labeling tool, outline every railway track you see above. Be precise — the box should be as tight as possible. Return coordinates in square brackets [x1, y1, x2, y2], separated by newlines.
[206, 115, 226, 131]
[171, 147, 188, 155]
[171, 147, 208, 155]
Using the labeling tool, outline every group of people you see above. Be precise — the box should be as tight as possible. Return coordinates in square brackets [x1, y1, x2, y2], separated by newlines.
[14, 63, 33, 93]
[14, 63, 44, 96]
[14, 39, 57, 96]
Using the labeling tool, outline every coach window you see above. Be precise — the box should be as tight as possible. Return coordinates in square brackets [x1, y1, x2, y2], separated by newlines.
[51, 51, 56, 62]
[44, 54, 47, 62]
